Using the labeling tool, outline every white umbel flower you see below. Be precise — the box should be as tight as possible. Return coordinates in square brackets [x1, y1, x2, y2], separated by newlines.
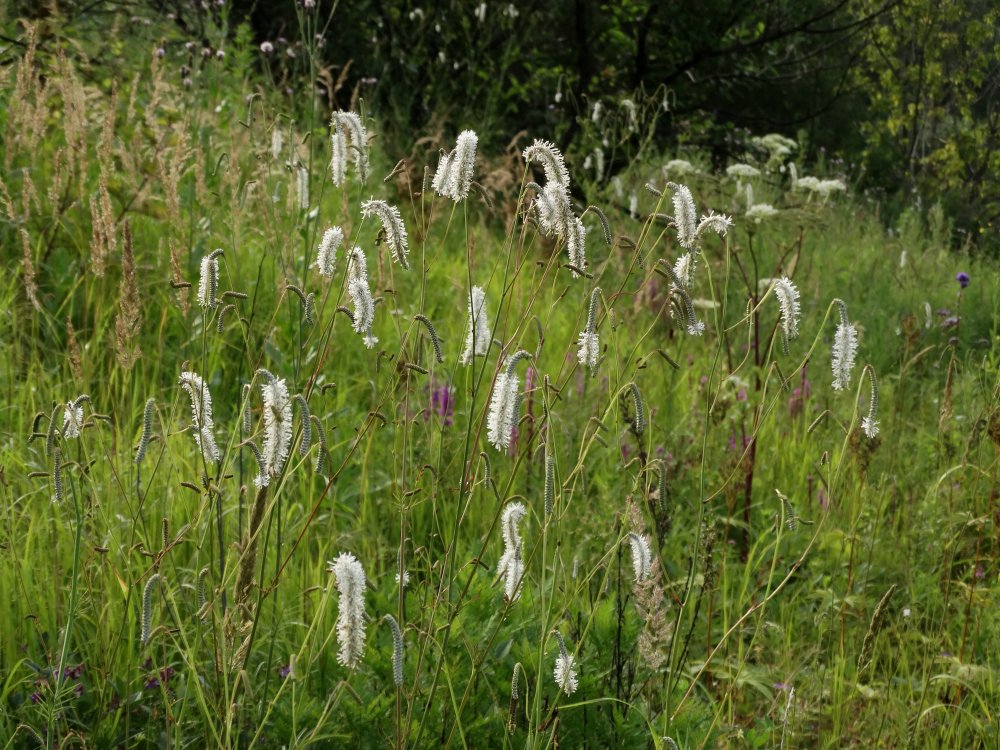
[460, 286, 491, 365]
[315, 226, 344, 277]
[178, 371, 220, 463]
[746, 203, 778, 223]
[496, 501, 527, 602]
[552, 631, 578, 696]
[772, 277, 801, 344]
[347, 247, 377, 348]
[328, 552, 367, 669]
[831, 300, 858, 392]
[258, 372, 292, 487]
[361, 199, 409, 270]
[726, 163, 760, 179]
[432, 129, 478, 201]
[329, 111, 369, 186]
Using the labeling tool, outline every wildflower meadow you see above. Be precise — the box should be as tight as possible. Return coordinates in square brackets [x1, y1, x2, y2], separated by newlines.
[0, 2, 998, 748]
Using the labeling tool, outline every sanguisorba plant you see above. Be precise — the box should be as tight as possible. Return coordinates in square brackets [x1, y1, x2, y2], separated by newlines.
[1, 10, 919, 750]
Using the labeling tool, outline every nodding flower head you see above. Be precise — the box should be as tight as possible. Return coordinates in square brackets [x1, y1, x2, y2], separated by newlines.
[552, 630, 578, 696]
[534, 182, 572, 240]
[831, 300, 858, 392]
[329, 111, 369, 186]
[955, 271, 970, 289]
[361, 199, 409, 270]
[523, 139, 570, 188]
[627, 532, 652, 582]
[772, 277, 801, 348]
[315, 225, 344, 278]
[258, 374, 292, 487]
[63, 399, 85, 439]
[197, 250, 223, 309]
[497, 501, 527, 602]
[347, 247, 377, 348]
[328, 552, 368, 669]
[670, 183, 698, 249]
[460, 286, 491, 365]
[432, 129, 478, 201]
[486, 352, 530, 452]
[178, 371, 220, 463]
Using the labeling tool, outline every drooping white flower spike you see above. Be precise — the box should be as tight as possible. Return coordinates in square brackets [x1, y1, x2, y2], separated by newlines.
[552, 630, 578, 696]
[329, 111, 369, 186]
[432, 129, 478, 202]
[62, 395, 89, 439]
[577, 287, 601, 373]
[627, 532, 652, 583]
[862, 366, 879, 439]
[178, 371, 220, 463]
[772, 277, 801, 353]
[257, 369, 293, 487]
[486, 350, 531, 452]
[831, 299, 859, 392]
[523, 139, 570, 188]
[460, 286, 491, 365]
[197, 249, 224, 309]
[347, 247, 377, 348]
[328, 552, 368, 669]
[496, 501, 527, 602]
[315, 226, 344, 278]
[361, 199, 410, 270]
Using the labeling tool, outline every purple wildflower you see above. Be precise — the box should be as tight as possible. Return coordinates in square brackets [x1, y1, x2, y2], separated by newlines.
[955, 272, 970, 289]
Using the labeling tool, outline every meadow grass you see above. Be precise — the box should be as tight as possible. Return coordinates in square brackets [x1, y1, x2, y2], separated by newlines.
[0, 9, 998, 750]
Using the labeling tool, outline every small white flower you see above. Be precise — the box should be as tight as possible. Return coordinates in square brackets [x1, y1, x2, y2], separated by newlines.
[347, 247, 377, 347]
[663, 159, 696, 176]
[328, 552, 368, 669]
[862, 416, 879, 439]
[329, 111, 369, 186]
[315, 226, 344, 277]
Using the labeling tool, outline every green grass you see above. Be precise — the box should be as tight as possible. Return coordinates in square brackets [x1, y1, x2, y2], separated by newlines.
[1, 9, 999, 750]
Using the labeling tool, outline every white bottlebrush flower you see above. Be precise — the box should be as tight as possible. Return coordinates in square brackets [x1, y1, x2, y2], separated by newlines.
[535, 182, 571, 239]
[695, 211, 732, 242]
[566, 216, 587, 275]
[831, 301, 858, 391]
[296, 164, 310, 210]
[670, 183, 698, 248]
[746, 203, 778, 223]
[432, 129, 478, 201]
[347, 247, 377, 348]
[258, 373, 292, 486]
[486, 352, 529, 452]
[577, 286, 601, 373]
[63, 401, 84, 439]
[726, 163, 760, 179]
[197, 250, 222, 309]
[315, 225, 344, 277]
[862, 367, 879, 439]
[522, 139, 570, 187]
[496, 501, 527, 602]
[328, 552, 367, 669]
[460, 286, 491, 365]
[552, 631, 578, 696]
[788, 161, 798, 189]
[329, 111, 369, 186]
[627, 532, 652, 583]
[361, 199, 409, 270]
[271, 125, 283, 160]
[178, 371, 220, 463]
[773, 277, 801, 345]
[862, 416, 879, 439]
